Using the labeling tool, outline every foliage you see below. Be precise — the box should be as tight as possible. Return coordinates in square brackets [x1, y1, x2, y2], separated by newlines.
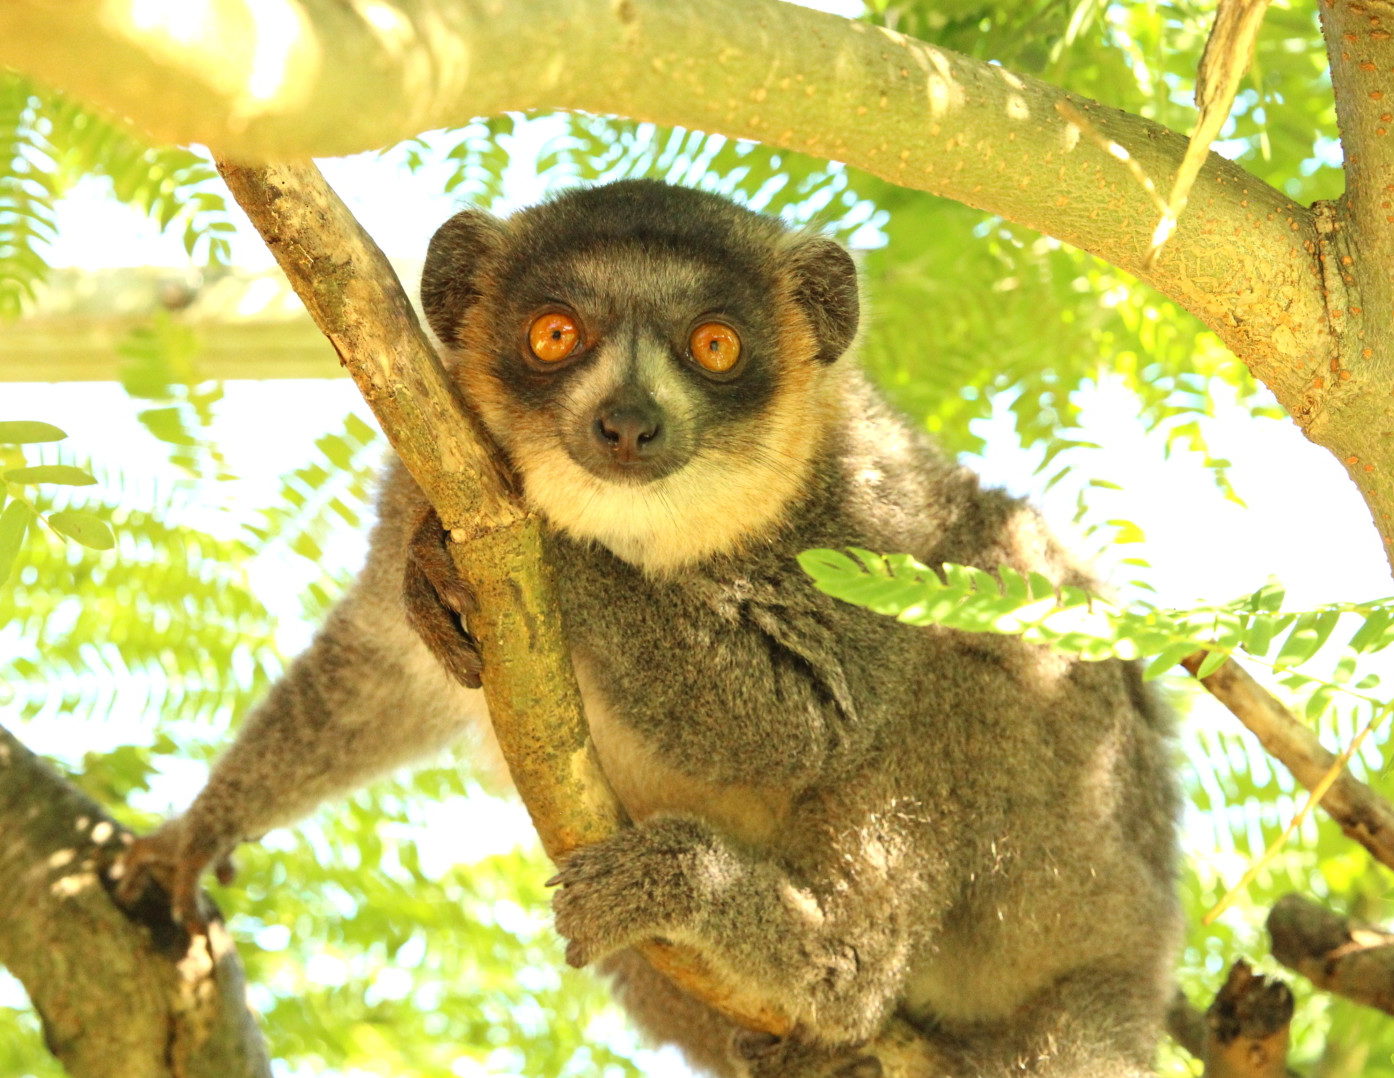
[799, 548, 1394, 692]
[0, 70, 233, 319]
[0, 421, 113, 587]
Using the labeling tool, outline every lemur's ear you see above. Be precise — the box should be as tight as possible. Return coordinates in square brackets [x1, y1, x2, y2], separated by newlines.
[421, 210, 505, 349]
[787, 237, 859, 365]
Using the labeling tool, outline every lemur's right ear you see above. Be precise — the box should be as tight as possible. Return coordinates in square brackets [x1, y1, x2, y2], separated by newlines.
[786, 236, 859, 365]
[421, 210, 505, 349]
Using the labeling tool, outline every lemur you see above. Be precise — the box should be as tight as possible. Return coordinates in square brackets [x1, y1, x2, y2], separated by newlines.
[118, 180, 1181, 1077]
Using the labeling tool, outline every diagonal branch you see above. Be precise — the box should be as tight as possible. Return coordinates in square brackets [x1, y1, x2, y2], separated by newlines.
[1182, 654, 1394, 872]
[0, 724, 271, 1078]
[0, 0, 1331, 419]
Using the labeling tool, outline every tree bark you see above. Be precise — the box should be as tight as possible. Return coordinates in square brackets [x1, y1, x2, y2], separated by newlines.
[1269, 893, 1394, 1016]
[1201, 960, 1294, 1078]
[0, 725, 271, 1078]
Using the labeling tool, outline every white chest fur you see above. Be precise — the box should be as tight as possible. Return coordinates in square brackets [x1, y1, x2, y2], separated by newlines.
[573, 658, 791, 848]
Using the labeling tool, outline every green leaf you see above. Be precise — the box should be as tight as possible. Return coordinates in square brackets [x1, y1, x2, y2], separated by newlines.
[1143, 642, 1198, 681]
[0, 420, 66, 444]
[797, 548, 861, 582]
[1349, 609, 1394, 653]
[997, 565, 1029, 601]
[1027, 572, 1057, 600]
[46, 509, 115, 550]
[1243, 612, 1287, 657]
[1195, 650, 1228, 679]
[0, 499, 35, 584]
[3, 465, 97, 485]
[1274, 610, 1339, 669]
[1304, 685, 1337, 721]
[1247, 581, 1287, 613]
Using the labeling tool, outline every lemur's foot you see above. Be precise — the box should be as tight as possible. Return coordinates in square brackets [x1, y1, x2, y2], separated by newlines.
[109, 821, 235, 933]
[404, 507, 484, 689]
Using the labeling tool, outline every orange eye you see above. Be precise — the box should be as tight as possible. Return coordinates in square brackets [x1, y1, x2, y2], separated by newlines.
[689, 322, 741, 373]
[528, 311, 580, 363]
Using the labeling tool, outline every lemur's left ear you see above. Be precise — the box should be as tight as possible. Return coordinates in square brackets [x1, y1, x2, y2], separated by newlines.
[787, 237, 859, 365]
[421, 210, 505, 349]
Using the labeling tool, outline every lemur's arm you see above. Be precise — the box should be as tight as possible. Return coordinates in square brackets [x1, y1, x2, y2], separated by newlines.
[116, 467, 484, 924]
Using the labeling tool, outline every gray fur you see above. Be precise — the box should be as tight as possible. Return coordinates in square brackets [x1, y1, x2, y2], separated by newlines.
[144, 181, 1179, 1077]
[541, 374, 1180, 1074]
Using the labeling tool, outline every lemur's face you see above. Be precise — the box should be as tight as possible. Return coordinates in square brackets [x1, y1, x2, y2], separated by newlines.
[422, 182, 858, 574]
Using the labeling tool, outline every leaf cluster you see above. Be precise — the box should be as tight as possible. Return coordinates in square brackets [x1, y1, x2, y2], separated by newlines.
[0, 420, 113, 587]
[799, 546, 1394, 695]
[0, 71, 236, 319]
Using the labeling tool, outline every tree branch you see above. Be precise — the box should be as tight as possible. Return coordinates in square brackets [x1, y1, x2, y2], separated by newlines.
[1181, 654, 1394, 872]
[1268, 893, 1394, 1016]
[0, 724, 271, 1078]
[1202, 960, 1294, 1078]
[1311, 0, 1394, 570]
[0, 0, 1331, 418]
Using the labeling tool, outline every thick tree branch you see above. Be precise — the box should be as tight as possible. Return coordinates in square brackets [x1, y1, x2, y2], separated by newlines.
[1314, 1, 1394, 564]
[213, 157, 950, 1072]
[0, 725, 271, 1078]
[0, 0, 1331, 419]
[1321, 1, 1394, 321]
[1182, 654, 1394, 872]
[1268, 893, 1394, 1016]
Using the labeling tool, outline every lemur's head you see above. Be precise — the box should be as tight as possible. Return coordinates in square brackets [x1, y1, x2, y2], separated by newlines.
[421, 180, 859, 573]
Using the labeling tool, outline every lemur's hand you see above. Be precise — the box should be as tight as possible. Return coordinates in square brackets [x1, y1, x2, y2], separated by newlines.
[110, 816, 236, 932]
[549, 817, 711, 968]
[403, 507, 484, 689]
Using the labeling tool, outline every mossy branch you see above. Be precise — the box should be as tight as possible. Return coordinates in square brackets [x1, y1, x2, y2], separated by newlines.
[0, 0, 1330, 413]
[0, 725, 271, 1078]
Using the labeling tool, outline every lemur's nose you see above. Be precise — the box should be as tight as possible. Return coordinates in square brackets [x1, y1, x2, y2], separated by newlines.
[594, 402, 663, 463]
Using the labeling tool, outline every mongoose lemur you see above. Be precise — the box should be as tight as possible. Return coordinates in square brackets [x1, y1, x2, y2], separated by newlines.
[120, 180, 1180, 1077]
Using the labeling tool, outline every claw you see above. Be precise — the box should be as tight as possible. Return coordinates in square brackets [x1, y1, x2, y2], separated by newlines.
[110, 825, 230, 935]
